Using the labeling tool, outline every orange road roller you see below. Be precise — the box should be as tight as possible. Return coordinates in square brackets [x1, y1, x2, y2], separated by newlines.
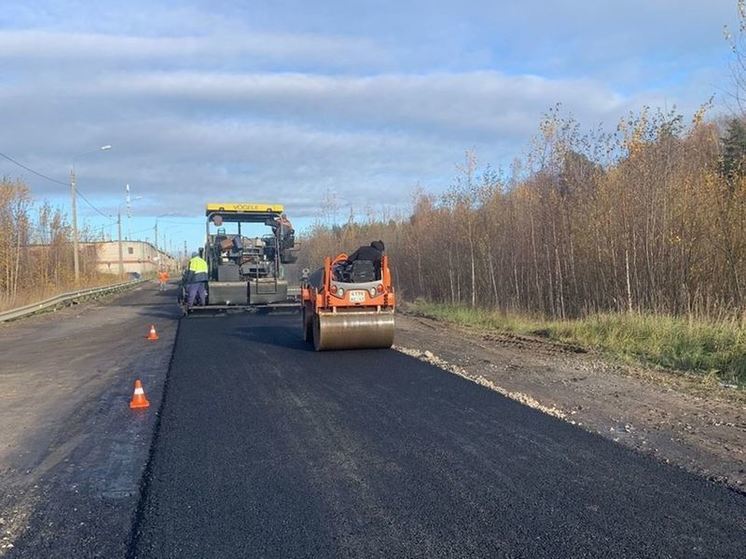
[301, 253, 396, 351]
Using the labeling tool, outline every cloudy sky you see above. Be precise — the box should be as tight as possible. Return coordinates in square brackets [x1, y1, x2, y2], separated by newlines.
[0, 0, 739, 250]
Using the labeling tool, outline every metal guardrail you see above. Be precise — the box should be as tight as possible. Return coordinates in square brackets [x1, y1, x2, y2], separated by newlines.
[0, 279, 146, 323]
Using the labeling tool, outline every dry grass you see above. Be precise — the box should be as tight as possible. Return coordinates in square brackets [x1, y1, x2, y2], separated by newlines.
[0, 273, 123, 313]
[409, 301, 746, 387]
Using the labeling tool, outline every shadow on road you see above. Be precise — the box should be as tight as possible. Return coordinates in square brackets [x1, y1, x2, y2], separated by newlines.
[230, 324, 310, 351]
[138, 309, 182, 320]
[108, 288, 182, 320]
[116, 303, 177, 307]
[112, 302, 181, 320]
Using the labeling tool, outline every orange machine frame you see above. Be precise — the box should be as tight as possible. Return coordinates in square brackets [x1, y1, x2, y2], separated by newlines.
[302, 253, 396, 311]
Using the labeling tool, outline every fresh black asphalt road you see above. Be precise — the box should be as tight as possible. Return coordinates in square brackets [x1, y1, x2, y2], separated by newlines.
[130, 311, 746, 558]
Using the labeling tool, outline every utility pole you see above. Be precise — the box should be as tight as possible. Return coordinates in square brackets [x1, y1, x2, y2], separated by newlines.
[118, 210, 124, 279]
[69, 145, 112, 283]
[70, 144, 111, 285]
[70, 167, 80, 283]
[125, 183, 132, 240]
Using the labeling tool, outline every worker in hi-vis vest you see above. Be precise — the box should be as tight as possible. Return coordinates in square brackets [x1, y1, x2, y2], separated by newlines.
[158, 269, 169, 291]
[184, 251, 208, 308]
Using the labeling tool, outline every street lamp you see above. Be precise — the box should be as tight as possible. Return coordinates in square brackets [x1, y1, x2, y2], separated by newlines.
[70, 144, 112, 283]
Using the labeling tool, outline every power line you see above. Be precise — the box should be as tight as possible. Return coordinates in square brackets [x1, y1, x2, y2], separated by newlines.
[77, 190, 115, 221]
[129, 225, 157, 235]
[0, 150, 68, 186]
[0, 149, 115, 222]
[74, 187, 116, 223]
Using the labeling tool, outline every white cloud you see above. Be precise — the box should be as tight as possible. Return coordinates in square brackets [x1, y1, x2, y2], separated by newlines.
[0, 29, 386, 69]
[0, 62, 709, 220]
[0, 0, 735, 248]
[48, 69, 634, 139]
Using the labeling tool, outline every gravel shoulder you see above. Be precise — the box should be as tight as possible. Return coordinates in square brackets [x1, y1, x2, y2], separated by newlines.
[396, 312, 746, 492]
[0, 282, 180, 557]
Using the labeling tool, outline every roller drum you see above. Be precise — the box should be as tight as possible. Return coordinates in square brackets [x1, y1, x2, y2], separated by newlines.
[313, 311, 395, 351]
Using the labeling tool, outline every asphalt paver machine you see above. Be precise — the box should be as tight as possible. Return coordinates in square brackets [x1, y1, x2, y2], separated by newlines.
[194, 202, 298, 309]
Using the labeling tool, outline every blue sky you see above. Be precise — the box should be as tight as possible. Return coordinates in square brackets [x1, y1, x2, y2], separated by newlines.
[0, 0, 739, 252]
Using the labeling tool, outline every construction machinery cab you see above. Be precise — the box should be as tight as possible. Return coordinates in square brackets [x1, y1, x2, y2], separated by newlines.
[202, 203, 298, 307]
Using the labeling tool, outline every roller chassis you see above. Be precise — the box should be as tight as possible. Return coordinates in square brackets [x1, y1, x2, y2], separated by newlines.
[302, 253, 396, 351]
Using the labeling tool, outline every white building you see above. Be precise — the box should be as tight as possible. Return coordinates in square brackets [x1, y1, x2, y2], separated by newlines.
[85, 241, 177, 275]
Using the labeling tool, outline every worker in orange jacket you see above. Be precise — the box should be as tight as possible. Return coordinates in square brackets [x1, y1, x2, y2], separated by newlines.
[158, 269, 169, 291]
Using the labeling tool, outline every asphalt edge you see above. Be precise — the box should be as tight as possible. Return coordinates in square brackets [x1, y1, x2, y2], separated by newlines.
[124, 314, 183, 559]
[395, 344, 746, 497]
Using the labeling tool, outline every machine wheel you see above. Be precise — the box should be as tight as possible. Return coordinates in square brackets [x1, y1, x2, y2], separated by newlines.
[310, 311, 395, 351]
[302, 306, 314, 343]
[312, 315, 322, 352]
[178, 286, 188, 317]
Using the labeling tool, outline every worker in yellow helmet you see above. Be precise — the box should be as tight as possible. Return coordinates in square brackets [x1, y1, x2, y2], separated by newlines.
[184, 250, 209, 309]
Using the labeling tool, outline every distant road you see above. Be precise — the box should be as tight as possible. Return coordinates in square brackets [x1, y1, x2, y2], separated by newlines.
[131, 312, 746, 558]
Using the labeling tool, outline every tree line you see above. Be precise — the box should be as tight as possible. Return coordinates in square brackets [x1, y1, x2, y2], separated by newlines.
[0, 178, 99, 309]
[299, 107, 746, 320]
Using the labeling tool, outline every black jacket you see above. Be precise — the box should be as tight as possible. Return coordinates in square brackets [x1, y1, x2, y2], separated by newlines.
[347, 245, 383, 266]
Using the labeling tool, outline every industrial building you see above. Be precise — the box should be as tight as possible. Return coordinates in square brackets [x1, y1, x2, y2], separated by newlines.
[85, 240, 177, 276]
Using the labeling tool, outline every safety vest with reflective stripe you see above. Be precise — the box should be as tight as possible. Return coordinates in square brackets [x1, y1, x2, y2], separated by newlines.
[188, 256, 208, 273]
[187, 256, 209, 283]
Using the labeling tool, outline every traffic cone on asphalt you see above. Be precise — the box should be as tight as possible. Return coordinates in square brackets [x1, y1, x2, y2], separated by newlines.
[147, 324, 159, 341]
[129, 379, 150, 409]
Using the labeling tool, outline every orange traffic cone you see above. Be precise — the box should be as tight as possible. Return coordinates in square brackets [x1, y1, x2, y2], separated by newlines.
[147, 324, 159, 341]
[129, 379, 150, 409]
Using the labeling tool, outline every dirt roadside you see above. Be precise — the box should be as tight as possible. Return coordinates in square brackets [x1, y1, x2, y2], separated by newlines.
[0, 282, 179, 557]
[395, 312, 746, 493]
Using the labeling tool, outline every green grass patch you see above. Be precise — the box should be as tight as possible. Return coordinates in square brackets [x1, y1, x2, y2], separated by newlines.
[409, 301, 746, 387]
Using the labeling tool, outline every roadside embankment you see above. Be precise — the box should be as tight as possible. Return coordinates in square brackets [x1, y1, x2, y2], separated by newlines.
[409, 301, 746, 388]
[0, 274, 134, 314]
